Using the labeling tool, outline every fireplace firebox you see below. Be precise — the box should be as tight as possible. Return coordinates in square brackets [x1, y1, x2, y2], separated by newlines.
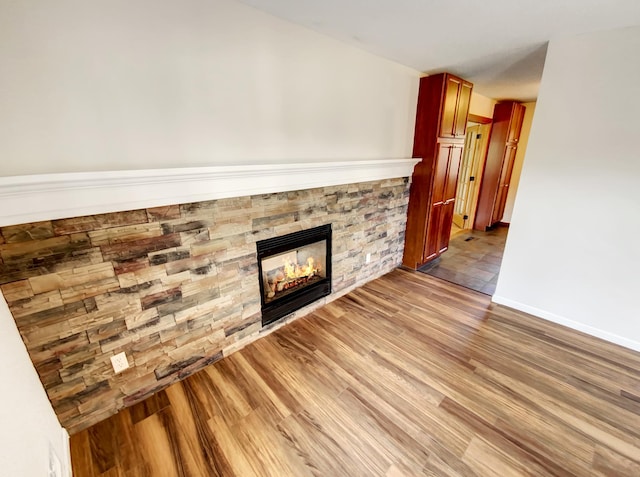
[257, 224, 332, 326]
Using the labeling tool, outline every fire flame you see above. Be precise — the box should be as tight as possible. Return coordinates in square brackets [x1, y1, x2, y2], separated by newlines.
[283, 257, 316, 279]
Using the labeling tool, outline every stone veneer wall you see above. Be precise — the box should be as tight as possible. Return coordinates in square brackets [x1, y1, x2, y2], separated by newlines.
[0, 178, 409, 433]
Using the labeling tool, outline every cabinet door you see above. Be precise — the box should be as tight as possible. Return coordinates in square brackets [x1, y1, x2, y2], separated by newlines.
[403, 161, 433, 268]
[444, 145, 464, 201]
[453, 81, 473, 138]
[432, 143, 451, 204]
[507, 103, 526, 144]
[439, 145, 464, 252]
[424, 203, 441, 261]
[423, 145, 451, 261]
[440, 76, 462, 138]
[438, 201, 456, 253]
[492, 144, 518, 224]
[425, 144, 464, 258]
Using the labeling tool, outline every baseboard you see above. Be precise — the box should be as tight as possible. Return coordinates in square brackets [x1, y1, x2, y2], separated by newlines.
[491, 295, 640, 353]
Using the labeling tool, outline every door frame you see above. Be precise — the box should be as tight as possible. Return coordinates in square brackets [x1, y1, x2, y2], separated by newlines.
[453, 114, 492, 231]
[468, 113, 492, 125]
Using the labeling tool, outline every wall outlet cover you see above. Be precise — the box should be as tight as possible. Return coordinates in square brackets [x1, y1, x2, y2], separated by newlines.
[110, 352, 129, 373]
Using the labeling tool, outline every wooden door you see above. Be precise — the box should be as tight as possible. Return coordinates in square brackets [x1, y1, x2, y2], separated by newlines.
[424, 144, 463, 259]
[440, 76, 472, 139]
[440, 76, 461, 138]
[507, 103, 525, 143]
[453, 81, 473, 138]
[402, 160, 433, 268]
[423, 144, 451, 260]
[438, 145, 463, 253]
[474, 101, 525, 231]
[438, 202, 455, 253]
[454, 125, 482, 228]
[492, 144, 518, 224]
[444, 145, 463, 202]
[424, 203, 442, 261]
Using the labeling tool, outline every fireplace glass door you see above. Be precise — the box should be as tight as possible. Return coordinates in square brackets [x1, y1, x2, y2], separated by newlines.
[257, 224, 331, 326]
[261, 239, 327, 304]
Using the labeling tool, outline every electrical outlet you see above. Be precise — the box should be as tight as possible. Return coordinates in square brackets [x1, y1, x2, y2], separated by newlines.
[110, 351, 129, 373]
[365, 253, 371, 264]
[48, 444, 62, 477]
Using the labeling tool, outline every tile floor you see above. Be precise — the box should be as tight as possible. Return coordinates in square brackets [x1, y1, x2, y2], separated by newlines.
[418, 225, 508, 295]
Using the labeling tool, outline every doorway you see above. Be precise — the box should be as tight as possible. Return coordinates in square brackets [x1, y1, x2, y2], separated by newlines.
[419, 102, 535, 295]
[419, 117, 506, 296]
[452, 122, 491, 233]
[419, 225, 508, 295]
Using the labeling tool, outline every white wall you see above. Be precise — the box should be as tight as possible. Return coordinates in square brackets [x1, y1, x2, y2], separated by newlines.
[501, 101, 536, 223]
[469, 92, 497, 119]
[0, 0, 416, 472]
[0, 0, 418, 176]
[0, 296, 70, 476]
[495, 26, 640, 351]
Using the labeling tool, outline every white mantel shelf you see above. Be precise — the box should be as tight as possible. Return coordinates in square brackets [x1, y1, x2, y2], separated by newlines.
[0, 159, 419, 227]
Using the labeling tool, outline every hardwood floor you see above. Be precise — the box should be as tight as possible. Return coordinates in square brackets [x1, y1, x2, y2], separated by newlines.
[70, 269, 640, 476]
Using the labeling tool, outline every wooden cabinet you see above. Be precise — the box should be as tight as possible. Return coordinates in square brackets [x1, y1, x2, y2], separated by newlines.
[412, 73, 474, 159]
[421, 143, 464, 261]
[403, 73, 472, 269]
[474, 101, 526, 231]
[440, 76, 473, 139]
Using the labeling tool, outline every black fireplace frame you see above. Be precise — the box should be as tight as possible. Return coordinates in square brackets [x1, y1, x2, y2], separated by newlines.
[256, 224, 332, 327]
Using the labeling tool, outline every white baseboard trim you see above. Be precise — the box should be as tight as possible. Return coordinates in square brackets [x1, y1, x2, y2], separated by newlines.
[0, 158, 419, 227]
[491, 294, 640, 353]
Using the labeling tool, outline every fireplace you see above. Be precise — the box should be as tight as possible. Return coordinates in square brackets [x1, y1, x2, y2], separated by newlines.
[257, 224, 332, 326]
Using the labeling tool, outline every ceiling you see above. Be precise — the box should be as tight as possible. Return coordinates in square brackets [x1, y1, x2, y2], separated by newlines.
[236, 0, 640, 101]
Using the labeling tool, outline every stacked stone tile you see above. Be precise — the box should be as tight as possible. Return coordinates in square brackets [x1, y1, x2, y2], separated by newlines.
[0, 178, 409, 433]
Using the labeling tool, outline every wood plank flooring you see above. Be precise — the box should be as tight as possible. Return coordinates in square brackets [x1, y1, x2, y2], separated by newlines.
[70, 269, 640, 476]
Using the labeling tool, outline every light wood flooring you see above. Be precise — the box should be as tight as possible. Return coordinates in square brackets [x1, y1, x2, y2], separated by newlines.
[70, 269, 640, 476]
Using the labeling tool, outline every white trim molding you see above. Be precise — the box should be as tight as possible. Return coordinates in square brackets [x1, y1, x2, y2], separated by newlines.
[491, 294, 640, 353]
[0, 159, 419, 226]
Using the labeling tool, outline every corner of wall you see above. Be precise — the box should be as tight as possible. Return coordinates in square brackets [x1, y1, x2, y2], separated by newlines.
[62, 427, 72, 477]
[0, 294, 69, 477]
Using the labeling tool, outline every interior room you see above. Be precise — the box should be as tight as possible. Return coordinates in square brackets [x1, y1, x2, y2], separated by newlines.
[419, 100, 537, 295]
[1, 1, 640, 476]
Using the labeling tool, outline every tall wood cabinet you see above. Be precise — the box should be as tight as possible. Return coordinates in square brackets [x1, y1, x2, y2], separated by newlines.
[403, 73, 473, 269]
[474, 101, 526, 231]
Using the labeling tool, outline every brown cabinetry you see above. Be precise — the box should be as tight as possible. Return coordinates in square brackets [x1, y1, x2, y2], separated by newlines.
[440, 76, 473, 139]
[474, 101, 526, 231]
[403, 73, 473, 269]
[421, 142, 464, 261]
